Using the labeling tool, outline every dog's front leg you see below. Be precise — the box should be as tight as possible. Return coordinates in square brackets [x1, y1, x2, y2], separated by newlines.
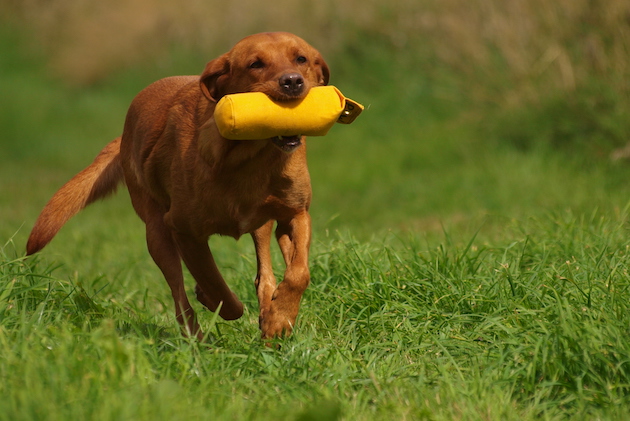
[251, 221, 278, 329]
[260, 210, 311, 339]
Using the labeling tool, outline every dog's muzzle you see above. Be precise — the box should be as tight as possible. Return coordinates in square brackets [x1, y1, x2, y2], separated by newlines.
[272, 135, 302, 152]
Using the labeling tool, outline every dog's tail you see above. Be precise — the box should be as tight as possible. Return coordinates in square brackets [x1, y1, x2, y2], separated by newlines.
[26, 137, 124, 255]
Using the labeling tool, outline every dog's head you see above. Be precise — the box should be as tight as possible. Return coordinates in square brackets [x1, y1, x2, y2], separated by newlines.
[199, 32, 329, 103]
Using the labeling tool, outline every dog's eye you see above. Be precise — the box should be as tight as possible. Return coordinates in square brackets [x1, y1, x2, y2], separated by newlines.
[296, 56, 307, 64]
[249, 60, 265, 69]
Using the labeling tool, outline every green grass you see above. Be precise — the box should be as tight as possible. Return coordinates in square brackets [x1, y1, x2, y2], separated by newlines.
[3, 211, 630, 420]
[2, 17, 630, 420]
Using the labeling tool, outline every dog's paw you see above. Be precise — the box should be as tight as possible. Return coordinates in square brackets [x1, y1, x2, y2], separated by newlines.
[260, 313, 294, 339]
[259, 304, 299, 340]
[195, 284, 244, 320]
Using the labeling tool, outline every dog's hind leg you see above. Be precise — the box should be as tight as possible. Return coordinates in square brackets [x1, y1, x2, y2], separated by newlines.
[128, 185, 202, 339]
[172, 233, 244, 321]
[145, 219, 202, 340]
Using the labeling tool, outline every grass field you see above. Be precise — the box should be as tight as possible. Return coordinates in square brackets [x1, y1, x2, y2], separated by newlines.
[2, 3, 630, 419]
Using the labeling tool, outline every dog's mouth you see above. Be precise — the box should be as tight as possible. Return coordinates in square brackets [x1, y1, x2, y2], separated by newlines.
[272, 135, 302, 152]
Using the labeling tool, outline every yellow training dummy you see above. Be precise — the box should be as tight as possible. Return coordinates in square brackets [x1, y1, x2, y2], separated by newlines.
[214, 86, 363, 140]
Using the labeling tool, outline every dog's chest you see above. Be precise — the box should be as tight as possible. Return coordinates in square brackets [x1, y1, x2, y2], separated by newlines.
[167, 151, 311, 239]
[202, 194, 298, 238]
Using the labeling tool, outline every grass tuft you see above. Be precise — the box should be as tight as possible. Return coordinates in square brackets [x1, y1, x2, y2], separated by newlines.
[4, 205, 630, 419]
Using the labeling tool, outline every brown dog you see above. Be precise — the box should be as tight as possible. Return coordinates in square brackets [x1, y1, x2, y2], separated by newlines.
[26, 32, 330, 340]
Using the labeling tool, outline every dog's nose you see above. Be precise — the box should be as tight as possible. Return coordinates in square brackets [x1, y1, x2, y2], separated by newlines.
[279, 73, 305, 95]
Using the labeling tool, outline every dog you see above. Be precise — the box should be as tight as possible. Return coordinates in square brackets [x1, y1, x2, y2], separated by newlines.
[26, 32, 330, 340]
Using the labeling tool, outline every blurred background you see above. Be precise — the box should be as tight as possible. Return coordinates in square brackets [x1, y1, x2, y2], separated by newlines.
[2, 0, 630, 244]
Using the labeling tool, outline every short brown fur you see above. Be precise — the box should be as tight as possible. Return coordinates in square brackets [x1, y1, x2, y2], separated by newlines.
[27, 32, 330, 340]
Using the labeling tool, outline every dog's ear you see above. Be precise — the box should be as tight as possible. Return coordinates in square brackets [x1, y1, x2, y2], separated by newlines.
[200, 54, 230, 102]
[316, 55, 330, 86]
